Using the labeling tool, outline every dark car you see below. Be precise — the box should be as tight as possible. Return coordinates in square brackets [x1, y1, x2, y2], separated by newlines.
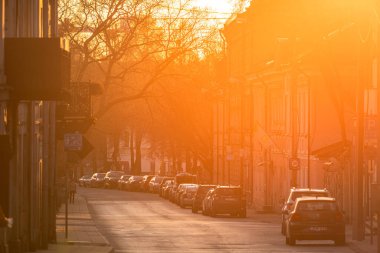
[79, 175, 92, 187]
[118, 175, 132, 190]
[126, 176, 143, 191]
[140, 175, 154, 192]
[159, 177, 174, 196]
[192, 185, 216, 213]
[161, 180, 174, 199]
[203, 186, 246, 217]
[90, 173, 106, 188]
[149, 176, 164, 193]
[104, 171, 125, 189]
[284, 197, 345, 246]
[281, 188, 330, 234]
[179, 185, 198, 208]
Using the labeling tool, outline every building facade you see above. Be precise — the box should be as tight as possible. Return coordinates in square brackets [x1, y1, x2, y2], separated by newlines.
[215, 2, 376, 241]
[0, 1, 64, 252]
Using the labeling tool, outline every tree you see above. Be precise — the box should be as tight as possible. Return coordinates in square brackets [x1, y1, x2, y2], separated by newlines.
[59, 0, 229, 173]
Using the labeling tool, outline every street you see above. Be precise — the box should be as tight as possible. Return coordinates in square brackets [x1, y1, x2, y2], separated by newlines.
[80, 187, 356, 253]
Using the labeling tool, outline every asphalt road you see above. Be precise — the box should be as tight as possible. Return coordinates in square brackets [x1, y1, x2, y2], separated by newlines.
[81, 187, 356, 253]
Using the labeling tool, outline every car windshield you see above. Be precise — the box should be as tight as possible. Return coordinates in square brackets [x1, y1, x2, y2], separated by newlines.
[187, 187, 198, 193]
[98, 174, 106, 179]
[297, 201, 337, 211]
[291, 192, 328, 201]
[107, 171, 124, 177]
[216, 188, 241, 196]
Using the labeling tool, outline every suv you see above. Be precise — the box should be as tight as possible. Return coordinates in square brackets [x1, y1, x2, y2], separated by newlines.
[104, 171, 125, 189]
[179, 184, 199, 208]
[284, 197, 345, 246]
[140, 175, 154, 192]
[90, 172, 106, 188]
[281, 188, 330, 234]
[203, 186, 246, 217]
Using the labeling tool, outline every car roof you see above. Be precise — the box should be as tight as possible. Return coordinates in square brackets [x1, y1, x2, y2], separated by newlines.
[216, 185, 241, 189]
[295, 196, 336, 202]
[290, 188, 328, 192]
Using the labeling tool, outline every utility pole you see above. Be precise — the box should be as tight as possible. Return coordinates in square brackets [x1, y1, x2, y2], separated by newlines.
[375, 1, 380, 251]
[290, 64, 298, 187]
[353, 13, 370, 240]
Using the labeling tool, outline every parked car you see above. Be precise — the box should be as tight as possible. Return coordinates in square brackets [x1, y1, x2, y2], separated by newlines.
[104, 171, 125, 189]
[90, 173, 106, 188]
[202, 188, 215, 215]
[126, 176, 143, 191]
[202, 186, 246, 217]
[118, 175, 132, 190]
[175, 184, 197, 205]
[161, 180, 174, 199]
[281, 188, 330, 234]
[149, 176, 164, 193]
[78, 175, 92, 187]
[140, 175, 154, 192]
[192, 185, 216, 213]
[158, 177, 174, 196]
[284, 197, 345, 246]
[179, 185, 198, 208]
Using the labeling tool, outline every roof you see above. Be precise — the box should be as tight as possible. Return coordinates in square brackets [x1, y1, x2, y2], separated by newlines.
[296, 196, 336, 202]
[217, 185, 241, 189]
[290, 188, 328, 192]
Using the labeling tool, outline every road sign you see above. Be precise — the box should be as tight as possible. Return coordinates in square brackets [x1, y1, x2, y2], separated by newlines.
[64, 133, 83, 151]
[289, 158, 300, 170]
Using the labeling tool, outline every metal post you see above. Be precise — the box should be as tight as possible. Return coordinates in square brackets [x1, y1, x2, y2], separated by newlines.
[307, 78, 311, 188]
[65, 157, 68, 239]
[291, 65, 298, 187]
[376, 2, 380, 252]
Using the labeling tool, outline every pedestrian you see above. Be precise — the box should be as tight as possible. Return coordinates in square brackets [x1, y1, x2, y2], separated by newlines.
[69, 179, 77, 204]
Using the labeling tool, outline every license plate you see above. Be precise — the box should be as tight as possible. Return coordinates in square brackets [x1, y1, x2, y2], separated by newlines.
[309, 226, 327, 232]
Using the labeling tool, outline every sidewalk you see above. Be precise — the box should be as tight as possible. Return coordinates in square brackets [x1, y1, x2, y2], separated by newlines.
[33, 192, 113, 253]
[247, 208, 377, 253]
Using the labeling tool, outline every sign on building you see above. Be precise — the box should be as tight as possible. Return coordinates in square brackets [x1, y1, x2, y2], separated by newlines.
[64, 133, 83, 151]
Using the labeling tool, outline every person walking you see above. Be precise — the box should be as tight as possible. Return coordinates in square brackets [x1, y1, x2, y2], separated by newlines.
[69, 180, 77, 204]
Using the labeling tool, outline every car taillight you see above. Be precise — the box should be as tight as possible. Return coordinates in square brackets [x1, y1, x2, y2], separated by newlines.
[290, 213, 301, 222]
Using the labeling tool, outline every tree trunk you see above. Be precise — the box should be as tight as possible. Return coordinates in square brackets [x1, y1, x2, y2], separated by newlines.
[112, 132, 120, 170]
[130, 129, 135, 173]
[134, 130, 143, 175]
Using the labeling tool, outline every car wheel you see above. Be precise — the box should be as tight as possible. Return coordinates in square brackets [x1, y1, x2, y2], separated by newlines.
[285, 236, 289, 245]
[335, 235, 345, 246]
[180, 199, 185, 208]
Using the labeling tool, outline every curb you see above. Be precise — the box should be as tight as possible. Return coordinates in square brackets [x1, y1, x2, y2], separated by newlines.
[56, 241, 110, 247]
